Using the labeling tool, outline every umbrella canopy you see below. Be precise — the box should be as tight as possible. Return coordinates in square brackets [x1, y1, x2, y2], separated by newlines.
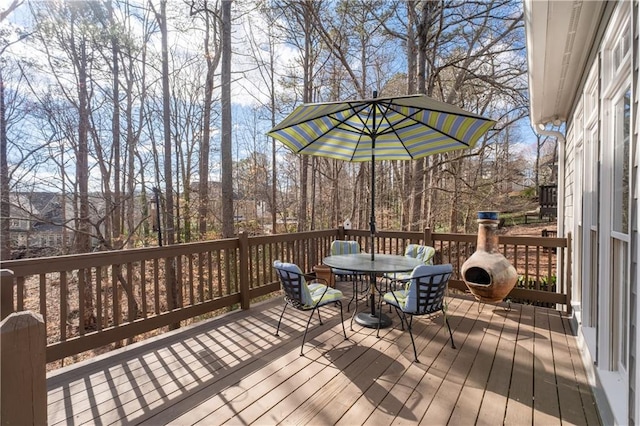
[267, 92, 496, 258]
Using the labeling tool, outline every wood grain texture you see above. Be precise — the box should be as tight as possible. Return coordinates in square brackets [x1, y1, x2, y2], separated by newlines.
[46, 289, 601, 425]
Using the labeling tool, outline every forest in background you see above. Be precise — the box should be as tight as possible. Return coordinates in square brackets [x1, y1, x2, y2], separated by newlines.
[0, 0, 557, 261]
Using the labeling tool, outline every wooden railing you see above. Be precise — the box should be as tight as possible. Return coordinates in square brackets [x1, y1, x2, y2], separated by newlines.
[0, 227, 569, 364]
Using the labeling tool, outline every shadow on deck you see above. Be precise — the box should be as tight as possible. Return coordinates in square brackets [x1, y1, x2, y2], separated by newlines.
[47, 291, 600, 425]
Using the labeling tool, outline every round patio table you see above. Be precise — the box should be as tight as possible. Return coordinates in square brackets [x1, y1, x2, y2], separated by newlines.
[322, 253, 422, 329]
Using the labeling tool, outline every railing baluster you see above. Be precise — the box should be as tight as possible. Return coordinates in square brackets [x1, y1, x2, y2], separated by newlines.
[547, 245, 554, 293]
[78, 268, 86, 336]
[96, 267, 103, 329]
[535, 246, 541, 291]
[188, 254, 194, 305]
[176, 255, 184, 307]
[153, 259, 160, 314]
[16, 276, 24, 311]
[127, 263, 135, 322]
[103, 266, 110, 328]
[207, 252, 213, 300]
[524, 244, 530, 286]
[39, 274, 46, 322]
[112, 265, 119, 328]
[60, 271, 67, 342]
[198, 253, 204, 303]
[140, 261, 147, 318]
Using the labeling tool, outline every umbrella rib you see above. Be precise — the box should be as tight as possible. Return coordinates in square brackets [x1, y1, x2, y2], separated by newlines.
[347, 103, 376, 162]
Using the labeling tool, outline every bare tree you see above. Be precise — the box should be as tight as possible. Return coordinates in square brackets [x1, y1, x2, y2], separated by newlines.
[151, 0, 180, 326]
[189, 0, 222, 239]
[220, 0, 233, 237]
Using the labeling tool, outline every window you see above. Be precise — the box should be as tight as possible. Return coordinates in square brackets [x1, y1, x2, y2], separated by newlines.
[609, 85, 630, 373]
[612, 239, 628, 370]
[612, 89, 630, 234]
[612, 23, 630, 71]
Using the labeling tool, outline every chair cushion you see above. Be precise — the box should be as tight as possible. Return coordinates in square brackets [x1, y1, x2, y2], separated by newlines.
[384, 264, 453, 313]
[383, 271, 411, 281]
[274, 260, 343, 307]
[331, 240, 360, 255]
[330, 241, 362, 276]
[404, 244, 435, 265]
[403, 264, 452, 313]
[273, 260, 313, 306]
[308, 283, 344, 306]
[384, 289, 408, 308]
[383, 244, 436, 282]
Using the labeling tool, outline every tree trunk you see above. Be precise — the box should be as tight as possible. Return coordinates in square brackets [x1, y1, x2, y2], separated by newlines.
[75, 36, 96, 330]
[199, 2, 221, 239]
[109, 0, 122, 247]
[0, 69, 9, 261]
[297, 2, 314, 232]
[220, 0, 234, 238]
[155, 0, 179, 327]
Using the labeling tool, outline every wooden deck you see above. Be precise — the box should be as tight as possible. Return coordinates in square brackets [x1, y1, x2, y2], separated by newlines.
[46, 292, 600, 425]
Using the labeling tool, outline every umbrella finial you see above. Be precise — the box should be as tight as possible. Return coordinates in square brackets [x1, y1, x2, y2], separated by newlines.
[373, 90, 378, 98]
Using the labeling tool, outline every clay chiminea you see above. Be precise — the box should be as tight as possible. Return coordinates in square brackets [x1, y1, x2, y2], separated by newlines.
[461, 211, 518, 303]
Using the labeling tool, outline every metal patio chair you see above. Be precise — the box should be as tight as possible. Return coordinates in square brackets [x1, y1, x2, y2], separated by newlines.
[377, 263, 456, 362]
[329, 240, 367, 311]
[273, 260, 348, 356]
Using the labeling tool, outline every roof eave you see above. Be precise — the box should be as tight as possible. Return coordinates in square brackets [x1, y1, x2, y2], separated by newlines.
[524, 0, 606, 127]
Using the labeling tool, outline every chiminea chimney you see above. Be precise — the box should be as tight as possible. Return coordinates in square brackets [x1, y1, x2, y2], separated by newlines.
[461, 212, 518, 303]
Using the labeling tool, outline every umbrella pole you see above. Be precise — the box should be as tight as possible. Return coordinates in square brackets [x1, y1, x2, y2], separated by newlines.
[370, 150, 375, 262]
[368, 149, 378, 319]
[370, 91, 377, 262]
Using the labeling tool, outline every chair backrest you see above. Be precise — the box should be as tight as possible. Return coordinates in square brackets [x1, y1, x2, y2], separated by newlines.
[273, 260, 313, 306]
[331, 240, 360, 255]
[404, 244, 435, 265]
[403, 264, 453, 314]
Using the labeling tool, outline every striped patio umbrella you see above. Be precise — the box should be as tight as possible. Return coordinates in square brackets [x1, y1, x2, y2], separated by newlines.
[268, 92, 496, 259]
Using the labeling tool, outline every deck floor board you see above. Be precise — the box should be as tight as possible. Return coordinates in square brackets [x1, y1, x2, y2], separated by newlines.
[46, 290, 602, 426]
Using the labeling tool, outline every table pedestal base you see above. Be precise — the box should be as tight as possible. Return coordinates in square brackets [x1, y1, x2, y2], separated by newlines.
[354, 312, 392, 329]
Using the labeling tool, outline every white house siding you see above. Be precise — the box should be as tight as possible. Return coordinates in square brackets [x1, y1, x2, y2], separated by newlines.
[631, 2, 639, 423]
[565, 127, 575, 233]
[560, 2, 638, 424]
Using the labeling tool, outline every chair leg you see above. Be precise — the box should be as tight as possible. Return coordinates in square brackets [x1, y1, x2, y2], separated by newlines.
[407, 316, 419, 363]
[301, 307, 318, 356]
[349, 302, 357, 331]
[375, 295, 384, 338]
[444, 315, 456, 349]
[394, 307, 405, 330]
[275, 303, 287, 336]
[337, 301, 347, 340]
[347, 276, 357, 312]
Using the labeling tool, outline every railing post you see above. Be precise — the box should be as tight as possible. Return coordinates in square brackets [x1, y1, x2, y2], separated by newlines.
[337, 226, 345, 240]
[239, 231, 250, 310]
[1, 311, 47, 425]
[423, 228, 433, 246]
[1, 269, 15, 320]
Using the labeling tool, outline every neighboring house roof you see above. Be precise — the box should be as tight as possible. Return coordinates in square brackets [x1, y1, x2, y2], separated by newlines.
[524, 0, 606, 126]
